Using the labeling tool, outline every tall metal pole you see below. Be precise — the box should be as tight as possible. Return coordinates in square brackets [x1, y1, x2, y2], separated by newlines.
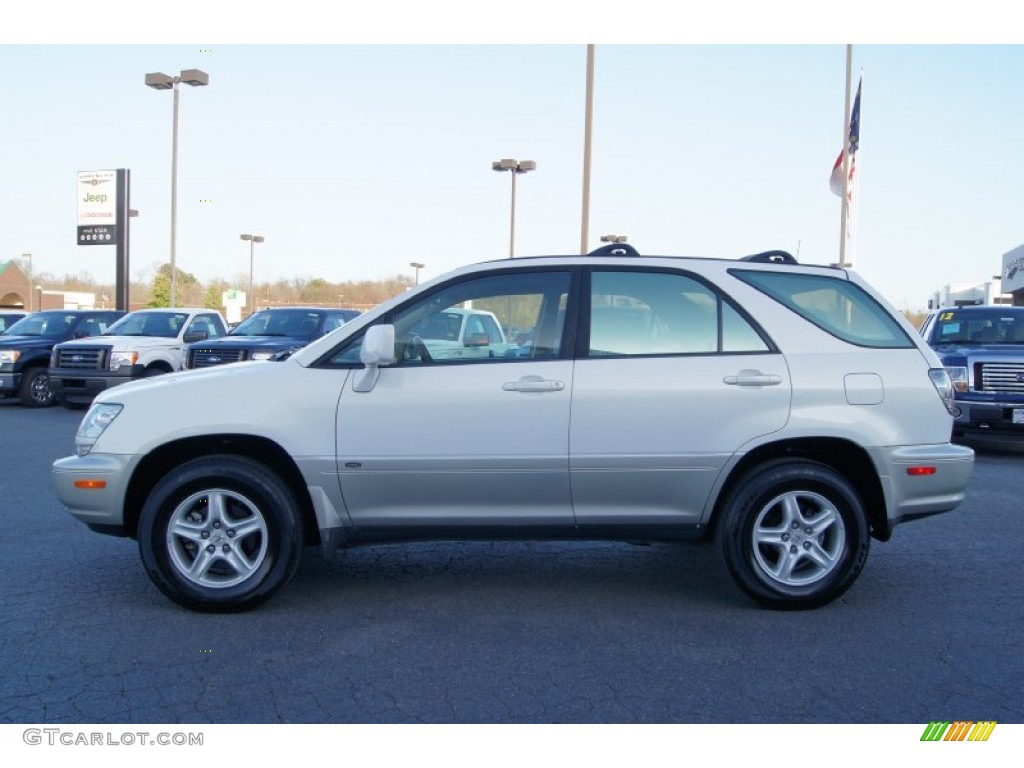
[248, 238, 255, 316]
[580, 44, 595, 254]
[509, 170, 517, 258]
[838, 45, 853, 268]
[170, 79, 180, 307]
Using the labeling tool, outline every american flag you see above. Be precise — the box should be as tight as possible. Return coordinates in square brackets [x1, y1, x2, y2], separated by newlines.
[830, 77, 862, 198]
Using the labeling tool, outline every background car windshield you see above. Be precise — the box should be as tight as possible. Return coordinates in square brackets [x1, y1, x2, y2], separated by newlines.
[4, 312, 74, 338]
[230, 309, 323, 338]
[930, 310, 1024, 344]
[105, 312, 188, 338]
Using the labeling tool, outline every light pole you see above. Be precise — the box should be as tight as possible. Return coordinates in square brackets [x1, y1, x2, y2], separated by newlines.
[240, 234, 264, 316]
[35, 285, 42, 311]
[410, 261, 425, 285]
[145, 68, 209, 308]
[492, 159, 536, 258]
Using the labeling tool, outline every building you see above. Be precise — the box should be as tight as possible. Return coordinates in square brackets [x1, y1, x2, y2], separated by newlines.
[1, 260, 98, 311]
[0, 260, 33, 310]
[1001, 244, 1024, 306]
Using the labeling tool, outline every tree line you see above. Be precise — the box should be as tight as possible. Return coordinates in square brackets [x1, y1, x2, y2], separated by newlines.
[35, 264, 416, 312]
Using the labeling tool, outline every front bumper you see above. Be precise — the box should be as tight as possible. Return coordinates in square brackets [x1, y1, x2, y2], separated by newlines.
[954, 398, 1024, 436]
[868, 443, 975, 537]
[0, 371, 22, 395]
[52, 453, 138, 536]
[49, 367, 138, 404]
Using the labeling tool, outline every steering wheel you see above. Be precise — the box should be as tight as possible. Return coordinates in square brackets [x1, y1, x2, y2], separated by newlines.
[409, 335, 432, 362]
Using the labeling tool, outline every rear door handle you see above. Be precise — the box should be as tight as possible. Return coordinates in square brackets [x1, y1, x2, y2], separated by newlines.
[723, 371, 783, 387]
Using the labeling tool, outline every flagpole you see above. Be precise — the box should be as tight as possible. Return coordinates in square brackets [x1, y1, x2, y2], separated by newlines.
[849, 67, 864, 269]
[838, 44, 853, 267]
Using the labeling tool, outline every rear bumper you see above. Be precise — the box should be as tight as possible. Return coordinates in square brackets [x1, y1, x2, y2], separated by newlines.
[868, 443, 974, 537]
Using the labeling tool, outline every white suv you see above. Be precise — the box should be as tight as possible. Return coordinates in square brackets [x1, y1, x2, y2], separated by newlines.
[52, 245, 974, 612]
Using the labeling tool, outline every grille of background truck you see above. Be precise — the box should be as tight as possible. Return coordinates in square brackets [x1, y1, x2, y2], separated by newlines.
[977, 362, 1024, 393]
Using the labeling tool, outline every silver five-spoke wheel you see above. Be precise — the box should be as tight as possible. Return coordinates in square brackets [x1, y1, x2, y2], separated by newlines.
[718, 460, 869, 610]
[166, 489, 269, 589]
[138, 455, 304, 612]
[751, 490, 846, 587]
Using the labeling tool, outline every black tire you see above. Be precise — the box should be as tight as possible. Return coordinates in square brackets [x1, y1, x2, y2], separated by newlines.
[19, 367, 56, 407]
[716, 460, 869, 610]
[137, 455, 304, 612]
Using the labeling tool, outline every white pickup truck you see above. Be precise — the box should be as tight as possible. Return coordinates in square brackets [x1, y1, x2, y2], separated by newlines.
[48, 307, 228, 408]
[408, 307, 518, 360]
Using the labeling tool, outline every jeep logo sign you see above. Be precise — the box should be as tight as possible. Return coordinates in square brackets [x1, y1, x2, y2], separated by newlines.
[76, 170, 118, 245]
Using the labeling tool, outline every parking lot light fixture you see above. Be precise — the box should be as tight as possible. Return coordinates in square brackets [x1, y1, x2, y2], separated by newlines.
[410, 262, 425, 285]
[240, 234, 264, 316]
[600, 234, 628, 244]
[492, 159, 536, 258]
[146, 68, 209, 308]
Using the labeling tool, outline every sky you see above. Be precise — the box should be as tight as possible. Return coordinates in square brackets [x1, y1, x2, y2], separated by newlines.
[3, 7, 1022, 314]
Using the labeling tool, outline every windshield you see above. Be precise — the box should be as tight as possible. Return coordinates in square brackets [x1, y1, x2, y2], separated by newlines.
[104, 311, 189, 338]
[931, 309, 1024, 345]
[3, 311, 76, 338]
[229, 309, 324, 338]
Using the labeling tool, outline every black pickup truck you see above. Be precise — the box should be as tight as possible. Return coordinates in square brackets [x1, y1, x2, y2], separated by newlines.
[184, 306, 360, 369]
[0, 310, 124, 407]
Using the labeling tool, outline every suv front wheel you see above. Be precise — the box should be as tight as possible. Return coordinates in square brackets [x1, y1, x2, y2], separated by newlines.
[717, 460, 869, 610]
[138, 455, 304, 612]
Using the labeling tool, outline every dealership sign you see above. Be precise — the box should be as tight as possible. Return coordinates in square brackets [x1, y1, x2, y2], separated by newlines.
[77, 170, 119, 245]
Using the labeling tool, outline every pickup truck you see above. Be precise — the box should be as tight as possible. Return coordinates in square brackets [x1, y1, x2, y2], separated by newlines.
[49, 307, 228, 408]
[920, 304, 1024, 440]
[406, 307, 518, 360]
[0, 310, 125, 407]
[184, 306, 360, 369]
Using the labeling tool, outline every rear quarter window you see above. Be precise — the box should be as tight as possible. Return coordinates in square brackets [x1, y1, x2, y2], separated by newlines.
[731, 270, 913, 349]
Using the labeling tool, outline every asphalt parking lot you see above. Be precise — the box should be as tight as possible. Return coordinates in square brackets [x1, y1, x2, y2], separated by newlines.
[1, 400, 1021, 724]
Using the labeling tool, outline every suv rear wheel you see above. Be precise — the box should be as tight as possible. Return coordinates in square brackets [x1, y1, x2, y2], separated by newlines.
[138, 455, 303, 612]
[717, 460, 869, 609]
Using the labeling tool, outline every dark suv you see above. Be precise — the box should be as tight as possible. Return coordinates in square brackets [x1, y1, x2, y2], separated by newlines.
[0, 310, 124, 407]
[184, 307, 360, 369]
[920, 304, 1024, 440]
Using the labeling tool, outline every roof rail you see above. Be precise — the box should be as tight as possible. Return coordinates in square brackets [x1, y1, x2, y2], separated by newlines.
[741, 250, 798, 265]
[588, 243, 640, 258]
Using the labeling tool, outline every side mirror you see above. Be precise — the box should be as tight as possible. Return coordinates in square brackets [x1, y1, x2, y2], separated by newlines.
[183, 330, 208, 344]
[355, 324, 396, 392]
[464, 333, 490, 347]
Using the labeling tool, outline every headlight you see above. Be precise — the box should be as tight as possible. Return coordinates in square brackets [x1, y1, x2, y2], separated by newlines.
[251, 352, 275, 361]
[109, 351, 138, 371]
[0, 350, 20, 365]
[75, 403, 123, 456]
[945, 365, 968, 394]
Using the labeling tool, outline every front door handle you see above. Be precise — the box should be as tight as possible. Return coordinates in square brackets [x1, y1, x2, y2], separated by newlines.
[723, 370, 783, 387]
[502, 377, 565, 392]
